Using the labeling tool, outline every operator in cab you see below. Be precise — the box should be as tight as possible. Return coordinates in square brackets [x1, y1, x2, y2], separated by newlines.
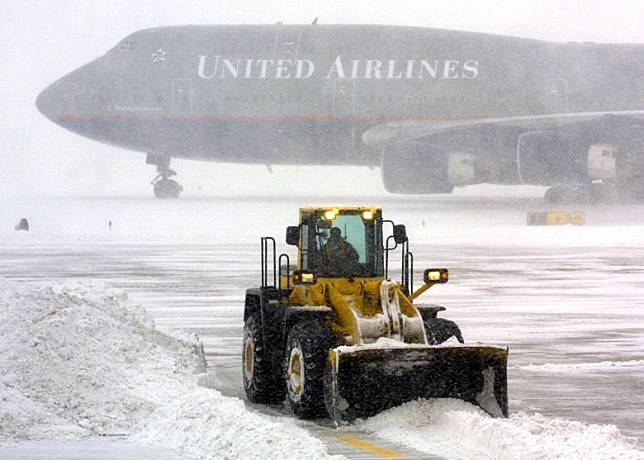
[322, 227, 359, 276]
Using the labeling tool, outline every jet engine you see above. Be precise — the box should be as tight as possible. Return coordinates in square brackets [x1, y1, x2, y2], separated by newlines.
[515, 130, 588, 185]
[614, 146, 644, 201]
[381, 141, 488, 194]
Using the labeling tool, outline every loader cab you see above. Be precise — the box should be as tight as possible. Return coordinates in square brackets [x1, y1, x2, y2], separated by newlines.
[296, 208, 384, 278]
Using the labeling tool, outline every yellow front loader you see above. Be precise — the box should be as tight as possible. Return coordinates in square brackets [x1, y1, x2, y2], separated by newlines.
[242, 207, 508, 422]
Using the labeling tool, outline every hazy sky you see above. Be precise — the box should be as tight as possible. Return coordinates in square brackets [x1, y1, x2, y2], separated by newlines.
[2, 0, 643, 197]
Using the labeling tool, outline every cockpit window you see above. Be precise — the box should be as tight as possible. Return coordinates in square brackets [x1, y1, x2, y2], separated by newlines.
[108, 39, 137, 53]
[119, 40, 137, 50]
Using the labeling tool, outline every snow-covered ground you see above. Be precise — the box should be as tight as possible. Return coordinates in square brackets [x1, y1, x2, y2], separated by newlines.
[1, 194, 644, 458]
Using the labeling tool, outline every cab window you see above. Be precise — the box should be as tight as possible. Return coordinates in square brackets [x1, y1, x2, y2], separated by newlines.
[303, 210, 383, 278]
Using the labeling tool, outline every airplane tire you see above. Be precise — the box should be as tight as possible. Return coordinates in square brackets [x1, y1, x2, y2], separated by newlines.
[424, 317, 464, 344]
[546, 182, 642, 204]
[153, 179, 183, 199]
[285, 319, 337, 418]
[543, 184, 592, 205]
[588, 182, 615, 203]
[242, 314, 285, 404]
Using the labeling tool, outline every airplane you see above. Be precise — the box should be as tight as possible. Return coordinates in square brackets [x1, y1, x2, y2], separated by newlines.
[36, 24, 644, 201]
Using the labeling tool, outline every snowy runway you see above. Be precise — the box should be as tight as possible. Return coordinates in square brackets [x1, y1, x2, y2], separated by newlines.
[1, 195, 643, 458]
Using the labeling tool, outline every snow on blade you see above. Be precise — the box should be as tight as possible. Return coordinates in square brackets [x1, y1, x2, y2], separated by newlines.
[0, 280, 335, 460]
[355, 399, 643, 460]
[335, 335, 466, 352]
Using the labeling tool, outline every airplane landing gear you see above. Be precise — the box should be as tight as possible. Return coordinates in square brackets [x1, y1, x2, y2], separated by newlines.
[152, 173, 183, 199]
[543, 182, 617, 205]
[148, 154, 183, 199]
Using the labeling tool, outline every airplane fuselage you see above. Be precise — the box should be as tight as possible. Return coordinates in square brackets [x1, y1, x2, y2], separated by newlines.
[37, 24, 644, 196]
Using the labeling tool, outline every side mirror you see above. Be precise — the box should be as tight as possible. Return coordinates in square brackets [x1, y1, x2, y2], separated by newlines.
[393, 224, 408, 244]
[285, 226, 300, 246]
[292, 270, 317, 285]
[424, 268, 449, 284]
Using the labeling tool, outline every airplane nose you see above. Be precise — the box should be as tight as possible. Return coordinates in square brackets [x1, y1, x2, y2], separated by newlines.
[35, 59, 110, 130]
[36, 80, 62, 119]
[36, 69, 85, 125]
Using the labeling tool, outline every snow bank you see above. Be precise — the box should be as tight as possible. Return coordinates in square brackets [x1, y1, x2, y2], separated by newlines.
[356, 399, 643, 460]
[0, 280, 334, 459]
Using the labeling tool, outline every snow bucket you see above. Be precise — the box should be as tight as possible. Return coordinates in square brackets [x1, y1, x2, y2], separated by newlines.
[324, 344, 508, 423]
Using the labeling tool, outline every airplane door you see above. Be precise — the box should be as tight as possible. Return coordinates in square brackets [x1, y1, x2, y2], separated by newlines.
[545, 78, 568, 113]
[332, 79, 356, 118]
[172, 79, 193, 113]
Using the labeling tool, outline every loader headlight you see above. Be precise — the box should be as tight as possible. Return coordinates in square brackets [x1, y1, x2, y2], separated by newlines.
[424, 268, 449, 284]
[292, 270, 317, 285]
[324, 210, 337, 220]
[361, 210, 374, 220]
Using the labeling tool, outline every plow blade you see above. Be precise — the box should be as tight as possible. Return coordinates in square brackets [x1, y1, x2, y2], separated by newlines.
[324, 345, 508, 423]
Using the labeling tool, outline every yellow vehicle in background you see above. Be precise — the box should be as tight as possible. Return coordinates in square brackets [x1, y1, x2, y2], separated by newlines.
[242, 207, 508, 422]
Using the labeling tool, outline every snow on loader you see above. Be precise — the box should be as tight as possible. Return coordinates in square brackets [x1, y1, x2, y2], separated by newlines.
[242, 207, 508, 422]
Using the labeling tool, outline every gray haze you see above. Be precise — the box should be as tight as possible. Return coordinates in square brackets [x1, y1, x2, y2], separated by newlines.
[2, 0, 644, 197]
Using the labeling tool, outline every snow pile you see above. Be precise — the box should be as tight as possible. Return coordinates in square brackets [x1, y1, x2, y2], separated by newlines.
[357, 399, 643, 460]
[0, 280, 334, 459]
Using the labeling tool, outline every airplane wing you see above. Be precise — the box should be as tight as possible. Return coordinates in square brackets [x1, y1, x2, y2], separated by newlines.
[361, 110, 644, 147]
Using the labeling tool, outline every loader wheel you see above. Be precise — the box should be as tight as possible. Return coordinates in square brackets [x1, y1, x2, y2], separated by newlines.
[242, 314, 284, 404]
[285, 319, 337, 418]
[424, 317, 464, 344]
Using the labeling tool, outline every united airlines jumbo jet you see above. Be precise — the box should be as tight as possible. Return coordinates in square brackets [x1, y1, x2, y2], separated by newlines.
[37, 24, 644, 201]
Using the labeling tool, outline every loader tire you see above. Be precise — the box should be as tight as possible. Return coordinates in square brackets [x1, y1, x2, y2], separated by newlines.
[242, 314, 284, 404]
[285, 319, 337, 418]
[424, 317, 464, 344]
